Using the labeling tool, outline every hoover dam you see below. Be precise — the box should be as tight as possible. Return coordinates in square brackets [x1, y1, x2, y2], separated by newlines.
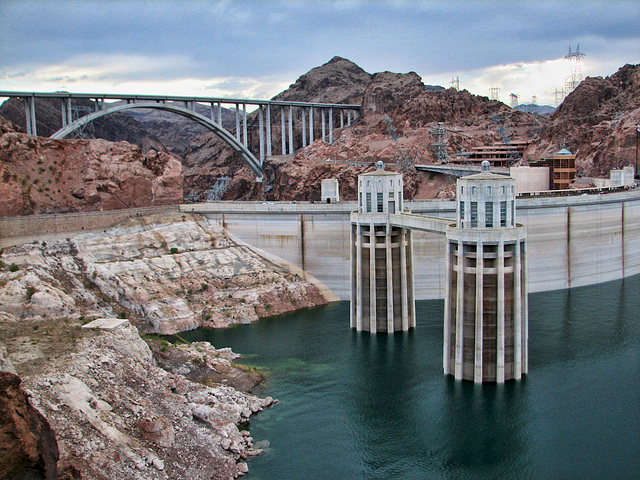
[182, 186, 640, 299]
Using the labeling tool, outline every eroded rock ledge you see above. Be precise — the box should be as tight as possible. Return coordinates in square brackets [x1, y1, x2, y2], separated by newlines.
[0, 212, 332, 334]
[0, 213, 335, 478]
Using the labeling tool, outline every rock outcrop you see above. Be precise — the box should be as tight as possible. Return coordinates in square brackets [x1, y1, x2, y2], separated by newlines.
[0, 212, 331, 334]
[0, 120, 183, 216]
[2, 319, 274, 479]
[0, 371, 59, 480]
[273, 56, 372, 105]
[0, 211, 332, 478]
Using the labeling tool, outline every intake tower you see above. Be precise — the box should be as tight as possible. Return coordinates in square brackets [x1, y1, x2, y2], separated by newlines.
[350, 162, 415, 332]
[444, 161, 528, 382]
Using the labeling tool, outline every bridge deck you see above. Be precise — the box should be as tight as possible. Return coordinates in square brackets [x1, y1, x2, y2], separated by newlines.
[351, 212, 450, 234]
[0, 91, 361, 109]
[415, 163, 509, 177]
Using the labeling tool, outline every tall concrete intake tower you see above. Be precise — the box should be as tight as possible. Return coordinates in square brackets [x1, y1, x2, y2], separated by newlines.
[444, 161, 528, 382]
[350, 162, 415, 332]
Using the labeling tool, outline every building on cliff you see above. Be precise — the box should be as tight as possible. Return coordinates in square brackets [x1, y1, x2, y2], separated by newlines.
[530, 147, 577, 190]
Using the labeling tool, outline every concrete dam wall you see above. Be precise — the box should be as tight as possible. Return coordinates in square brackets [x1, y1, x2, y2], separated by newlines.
[184, 188, 640, 300]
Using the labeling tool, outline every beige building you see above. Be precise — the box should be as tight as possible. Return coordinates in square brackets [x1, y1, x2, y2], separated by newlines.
[321, 178, 340, 203]
[510, 165, 550, 194]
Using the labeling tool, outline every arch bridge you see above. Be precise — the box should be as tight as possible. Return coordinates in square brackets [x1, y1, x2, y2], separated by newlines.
[0, 91, 361, 180]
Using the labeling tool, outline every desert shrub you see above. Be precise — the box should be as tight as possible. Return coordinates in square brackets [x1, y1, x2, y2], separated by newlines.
[26, 286, 37, 300]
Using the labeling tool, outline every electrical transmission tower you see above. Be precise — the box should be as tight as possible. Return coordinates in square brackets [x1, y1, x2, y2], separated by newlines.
[450, 76, 461, 91]
[204, 177, 230, 201]
[491, 114, 521, 165]
[554, 88, 566, 106]
[530, 95, 538, 114]
[509, 93, 519, 108]
[564, 44, 586, 93]
[489, 87, 501, 102]
[70, 105, 95, 139]
[430, 122, 449, 163]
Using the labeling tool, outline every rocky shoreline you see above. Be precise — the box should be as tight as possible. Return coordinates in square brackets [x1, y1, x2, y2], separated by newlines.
[0, 213, 335, 479]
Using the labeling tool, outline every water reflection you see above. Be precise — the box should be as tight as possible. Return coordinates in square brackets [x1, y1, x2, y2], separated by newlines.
[441, 377, 531, 479]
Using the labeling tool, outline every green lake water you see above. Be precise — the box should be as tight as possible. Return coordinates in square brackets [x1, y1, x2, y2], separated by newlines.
[180, 276, 640, 479]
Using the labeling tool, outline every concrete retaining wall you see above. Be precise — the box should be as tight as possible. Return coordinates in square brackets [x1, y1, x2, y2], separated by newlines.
[0, 206, 179, 248]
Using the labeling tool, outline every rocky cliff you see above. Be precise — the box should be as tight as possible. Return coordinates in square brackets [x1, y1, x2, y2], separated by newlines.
[525, 63, 640, 176]
[1, 322, 275, 479]
[0, 212, 331, 334]
[0, 212, 333, 478]
[0, 371, 59, 479]
[0, 118, 183, 216]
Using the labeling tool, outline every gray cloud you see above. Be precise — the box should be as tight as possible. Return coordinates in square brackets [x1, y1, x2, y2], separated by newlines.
[0, 0, 638, 88]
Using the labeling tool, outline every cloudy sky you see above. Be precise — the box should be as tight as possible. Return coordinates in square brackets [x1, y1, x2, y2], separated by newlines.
[0, 0, 638, 106]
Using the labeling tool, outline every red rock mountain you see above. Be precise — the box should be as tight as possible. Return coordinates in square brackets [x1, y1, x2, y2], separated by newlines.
[183, 57, 540, 201]
[1, 58, 638, 211]
[525, 63, 640, 176]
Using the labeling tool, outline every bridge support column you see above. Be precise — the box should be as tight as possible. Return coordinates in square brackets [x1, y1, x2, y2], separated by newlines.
[329, 108, 334, 144]
[322, 108, 326, 143]
[288, 106, 294, 155]
[65, 98, 72, 126]
[340, 110, 344, 128]
[347, 109, 352, 126]
[242, 103, 248, 147]
[266, 104, 272, 157]
[309, 108, 314, 144]
[235, 104, 241, 141]
[351, 162, 415, 333]
[23, 97, 37, 136]
[61, 99, 67, 128]
[23, 98, 32, 135]
[281, 106, 286, 155]
[258, 106, 265, 165]
[302, 108, 307, 147]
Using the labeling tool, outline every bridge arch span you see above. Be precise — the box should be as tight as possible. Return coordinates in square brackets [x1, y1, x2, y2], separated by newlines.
[50, 103, 263, 179]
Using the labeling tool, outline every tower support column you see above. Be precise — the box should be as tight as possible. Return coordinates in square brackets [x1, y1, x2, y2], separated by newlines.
[474, 241, 484, 383]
